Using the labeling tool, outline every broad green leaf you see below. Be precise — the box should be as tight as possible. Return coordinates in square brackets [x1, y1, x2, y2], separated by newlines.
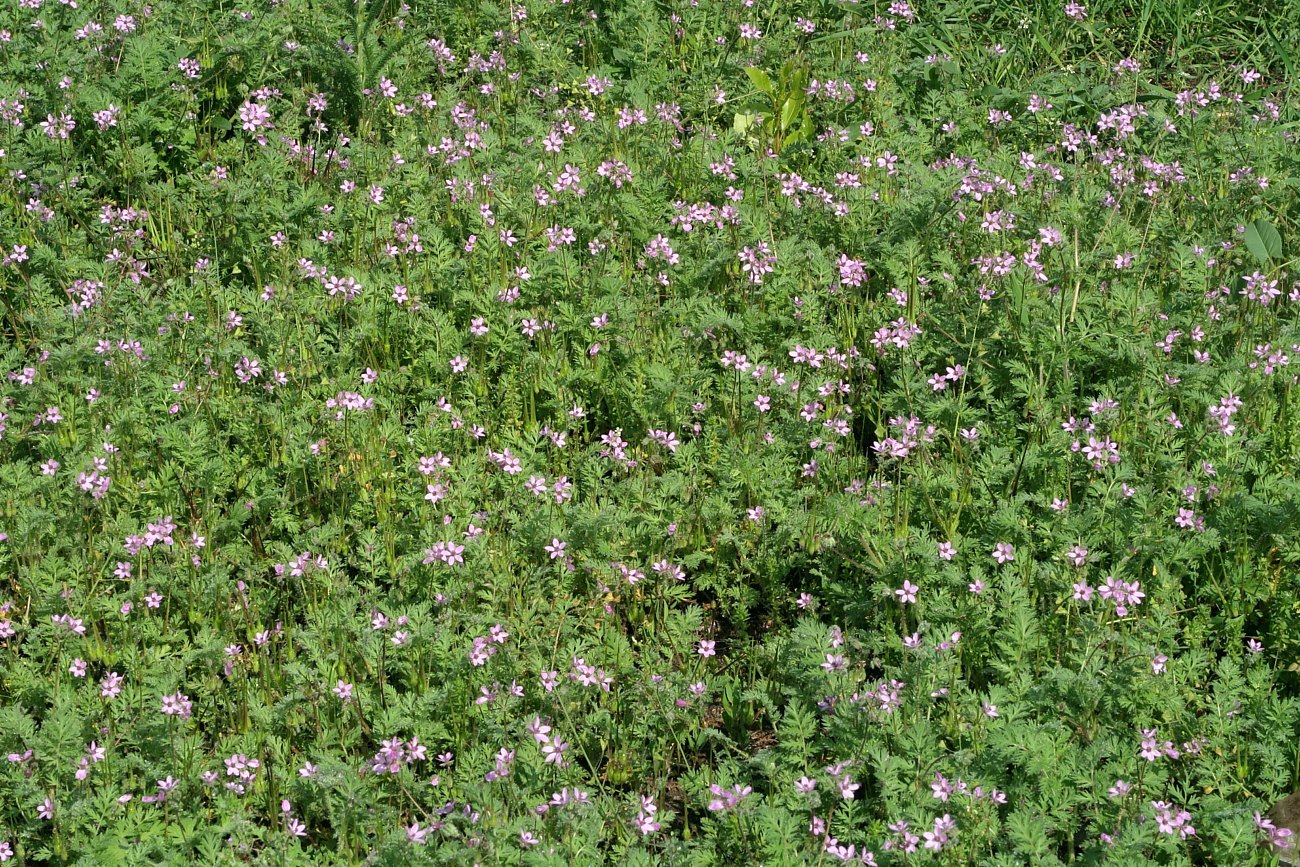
[1244, 218, 1282, 263]
[744, 66, 775, 98]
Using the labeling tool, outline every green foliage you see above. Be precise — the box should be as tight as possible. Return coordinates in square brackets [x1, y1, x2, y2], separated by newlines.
[0, 0, 1298, 862]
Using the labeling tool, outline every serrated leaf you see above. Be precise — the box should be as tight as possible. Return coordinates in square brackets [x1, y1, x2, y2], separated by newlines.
[1006, 810, 1052, 858]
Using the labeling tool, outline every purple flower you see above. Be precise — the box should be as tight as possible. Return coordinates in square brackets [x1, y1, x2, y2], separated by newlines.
[706, 783, 752, 812]
[160, 692, 193, 720]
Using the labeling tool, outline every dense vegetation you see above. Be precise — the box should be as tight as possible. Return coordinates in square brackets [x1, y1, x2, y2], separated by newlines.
[1, 0, 1299, 862]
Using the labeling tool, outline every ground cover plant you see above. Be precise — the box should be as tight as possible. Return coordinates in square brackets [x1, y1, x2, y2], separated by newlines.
[1, 0, 1300, 862]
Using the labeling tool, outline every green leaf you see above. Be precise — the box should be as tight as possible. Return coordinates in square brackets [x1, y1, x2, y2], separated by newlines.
[744, 66, 775, 99]
[780, 95, 804, 132]
[1006, 809, 1053, 859]
[1244, 218, 1282, 264]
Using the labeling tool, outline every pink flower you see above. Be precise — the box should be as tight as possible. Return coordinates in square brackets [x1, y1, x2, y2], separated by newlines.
[706, 783, 753, 812]
[100, 672, 124, 699]
[992, 542, 1015, 564]
[1098, 576, 1144, 616]
[160, 692, 193, 720]
[838, 775, 861, 799]
[895, 580, 918, 604]
[238, 101, 271, 132]
[923, 814, 956, 852]
[541, 738, 569, 766]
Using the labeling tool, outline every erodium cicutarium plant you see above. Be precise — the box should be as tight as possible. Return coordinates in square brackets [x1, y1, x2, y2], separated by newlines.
[0, 0, 1299, 863]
